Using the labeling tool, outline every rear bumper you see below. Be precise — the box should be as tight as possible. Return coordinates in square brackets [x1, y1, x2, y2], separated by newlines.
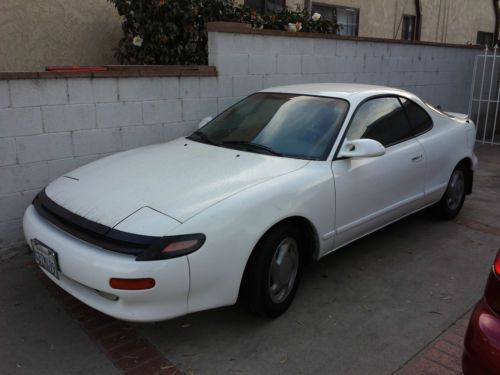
[463, 298, 500, 375]
[23, 205, 190, 322]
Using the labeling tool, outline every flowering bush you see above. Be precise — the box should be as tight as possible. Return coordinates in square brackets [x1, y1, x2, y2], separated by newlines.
[109, 0, 339, 65]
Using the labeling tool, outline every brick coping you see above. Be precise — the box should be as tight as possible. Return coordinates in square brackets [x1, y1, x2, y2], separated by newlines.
[0, 65, 217, 80]
[207, 21, 484, 50]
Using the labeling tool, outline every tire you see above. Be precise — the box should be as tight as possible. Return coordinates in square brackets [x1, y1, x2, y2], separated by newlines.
[240, 223, 303, 318]
[433, 165, 467, 219]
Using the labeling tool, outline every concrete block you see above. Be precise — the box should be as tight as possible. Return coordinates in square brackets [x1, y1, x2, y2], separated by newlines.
[336, 41, 357, 57]
[277, 55, 302, 74]
[0, 219, 24, 249]
[118, 77, 179, 101]
[68, 78, 118, 103]
[180, 78, 200, 98]
[210, 54, 249, 76]
[42, 104, 95, 132]
[10, 79, 67, 107]
[313, 39, 337, 55]
[302, 56, 332, 74]
[367, 42, 389, 57]
[182, 98, 218, 121]
[0, 107, 43, 137]
[0, 81, 9, 108]
[249, 55, 277, 75]
[217, 97, 243, 113]
[199, 77, 217, 98]
[96, 102, 142, 128]
[341, 56, 364, 73]
[16, 133, 73, 164]
[289, 38, 313, 54]
[364, 56, 383, 73]
[0, 191, 36, 221]
[122, 124, 165, 149]
[1, 162, 49, 194]
[142, 100, 182, 125]
[233, 75, 263, 97]
[47, 155, 100, 180]
[216, 76, 233, 97]
[73, 128, 122, 156]
[0, 138, 16, 166]
[333, 72, 356, 84]
[251, 36, 290, 54]
[388, 71, 405, 86]
[163, 121, 197, 141]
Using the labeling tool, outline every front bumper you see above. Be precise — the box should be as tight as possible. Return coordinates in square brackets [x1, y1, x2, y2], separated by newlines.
[23, 205, 190, 322]
[463, 298, 500, 375]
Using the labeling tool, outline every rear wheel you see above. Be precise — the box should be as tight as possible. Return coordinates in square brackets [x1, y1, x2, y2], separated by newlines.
[433, 165, 466, 219]
[240, 223, 303, 318]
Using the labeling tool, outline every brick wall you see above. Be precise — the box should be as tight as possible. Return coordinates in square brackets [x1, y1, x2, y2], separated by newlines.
[0, 25, 480, 251]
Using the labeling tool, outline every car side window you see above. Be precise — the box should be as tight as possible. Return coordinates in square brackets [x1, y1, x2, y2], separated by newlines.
[346, 97, 413, 147]
[399, 97, 433, 135]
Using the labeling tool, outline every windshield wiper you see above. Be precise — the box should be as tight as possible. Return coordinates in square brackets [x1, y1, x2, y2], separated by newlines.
[188, 130, 219, 146]
[221, 140, 283, 156]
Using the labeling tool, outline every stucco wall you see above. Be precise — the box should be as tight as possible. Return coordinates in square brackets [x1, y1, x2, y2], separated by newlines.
[0, 0, 122, 72]
[0, 27, 480, 251]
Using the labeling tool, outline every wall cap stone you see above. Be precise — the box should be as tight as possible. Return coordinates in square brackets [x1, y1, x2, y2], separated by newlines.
[0, 65, 217, 80]
[206, 21, 484, 50]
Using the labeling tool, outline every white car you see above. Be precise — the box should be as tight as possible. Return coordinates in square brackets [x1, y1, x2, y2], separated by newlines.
[23, 84, 477, 322]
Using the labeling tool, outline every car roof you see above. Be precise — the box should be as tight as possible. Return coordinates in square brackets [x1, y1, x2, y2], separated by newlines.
[260, 83, 413, 102]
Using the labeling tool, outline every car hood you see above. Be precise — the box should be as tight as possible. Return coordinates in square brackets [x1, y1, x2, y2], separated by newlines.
[45, 138, 309, 228]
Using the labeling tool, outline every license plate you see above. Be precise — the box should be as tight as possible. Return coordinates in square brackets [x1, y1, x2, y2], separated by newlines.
[32, 239, 59, 279]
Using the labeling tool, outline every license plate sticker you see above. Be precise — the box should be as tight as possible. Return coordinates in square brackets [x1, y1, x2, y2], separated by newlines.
[32, 240, 59, 279]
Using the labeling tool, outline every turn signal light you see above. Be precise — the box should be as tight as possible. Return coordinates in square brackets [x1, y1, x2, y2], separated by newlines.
[135, 234, 206, 261]
[485, 249, 500, 313]
[109, 278, 156, 290]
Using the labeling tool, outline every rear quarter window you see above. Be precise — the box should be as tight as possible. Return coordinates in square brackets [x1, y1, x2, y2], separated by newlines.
[400, 98, 433, 135]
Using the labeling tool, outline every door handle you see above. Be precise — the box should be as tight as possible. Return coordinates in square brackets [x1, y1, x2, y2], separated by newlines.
[411, 154, 423, 162]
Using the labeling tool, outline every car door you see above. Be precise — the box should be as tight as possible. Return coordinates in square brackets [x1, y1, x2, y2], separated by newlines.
[331, 96, 427, 249]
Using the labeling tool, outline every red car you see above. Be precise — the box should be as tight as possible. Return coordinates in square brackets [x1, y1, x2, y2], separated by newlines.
[463, 249, 500, 374]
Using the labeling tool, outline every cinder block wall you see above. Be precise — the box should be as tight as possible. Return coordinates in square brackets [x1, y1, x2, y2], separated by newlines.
[0, 28, 479, 251]
[208, 31, 478, 112]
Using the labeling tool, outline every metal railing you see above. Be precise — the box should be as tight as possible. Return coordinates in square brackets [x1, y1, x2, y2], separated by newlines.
[469, 45, 500, 145]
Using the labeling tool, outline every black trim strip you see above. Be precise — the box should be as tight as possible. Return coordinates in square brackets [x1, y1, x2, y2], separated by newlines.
[33, 189, 161, 255]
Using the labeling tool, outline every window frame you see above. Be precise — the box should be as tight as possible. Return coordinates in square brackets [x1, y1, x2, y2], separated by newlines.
[333, 94, 432, 160]
[476, 31, 495, 47]
[401, 14, 416, 41]
[311, 2, 360, 36]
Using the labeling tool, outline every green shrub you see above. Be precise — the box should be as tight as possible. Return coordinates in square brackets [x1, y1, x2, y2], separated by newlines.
[109, 0, 339, 65]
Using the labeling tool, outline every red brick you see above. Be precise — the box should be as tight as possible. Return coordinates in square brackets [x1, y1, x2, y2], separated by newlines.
[114, 348, 161, 370]
[424, 348, 462, 373]
[91, 321, 131, 341]
[106, 338, 151, 361]
[100, 329, 139, 351]
[434, 340, 463, 359]
[410, 357, 457, 375]
[441, 332, 465, 348]
[124, 356, 178, 375]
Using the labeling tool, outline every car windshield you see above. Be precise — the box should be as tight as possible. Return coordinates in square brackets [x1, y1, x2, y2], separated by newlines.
[187, 93, 349, 160]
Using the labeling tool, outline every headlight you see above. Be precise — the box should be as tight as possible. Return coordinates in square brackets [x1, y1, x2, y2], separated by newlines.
[136, 234, 206, 261]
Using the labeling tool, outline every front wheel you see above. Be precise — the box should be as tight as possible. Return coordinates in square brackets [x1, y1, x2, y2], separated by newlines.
[240, 223, 303, 318]
[433, 166, 466, 219]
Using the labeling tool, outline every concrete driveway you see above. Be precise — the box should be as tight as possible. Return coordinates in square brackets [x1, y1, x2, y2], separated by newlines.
[1, 144, 499, 375]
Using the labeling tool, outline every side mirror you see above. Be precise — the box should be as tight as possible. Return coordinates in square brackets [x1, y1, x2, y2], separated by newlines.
[198, 116, 212, 129]
[338, 138, 385, 158]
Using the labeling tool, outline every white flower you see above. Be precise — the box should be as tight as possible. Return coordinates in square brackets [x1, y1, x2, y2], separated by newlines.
[288, 22, 302, 32]
[312, 12, 321, 22]
[132, 35, 143, 47]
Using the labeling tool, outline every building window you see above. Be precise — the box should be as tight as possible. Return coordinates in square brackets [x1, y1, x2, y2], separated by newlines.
[401, 15, 416, 40]
[476, 31, 494, 47]
[244, 0, 285, 13]
[312, 4, 359, 36]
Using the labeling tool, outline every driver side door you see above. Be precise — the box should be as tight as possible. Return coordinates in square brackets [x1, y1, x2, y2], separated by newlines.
[331, 96, 426, 249]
